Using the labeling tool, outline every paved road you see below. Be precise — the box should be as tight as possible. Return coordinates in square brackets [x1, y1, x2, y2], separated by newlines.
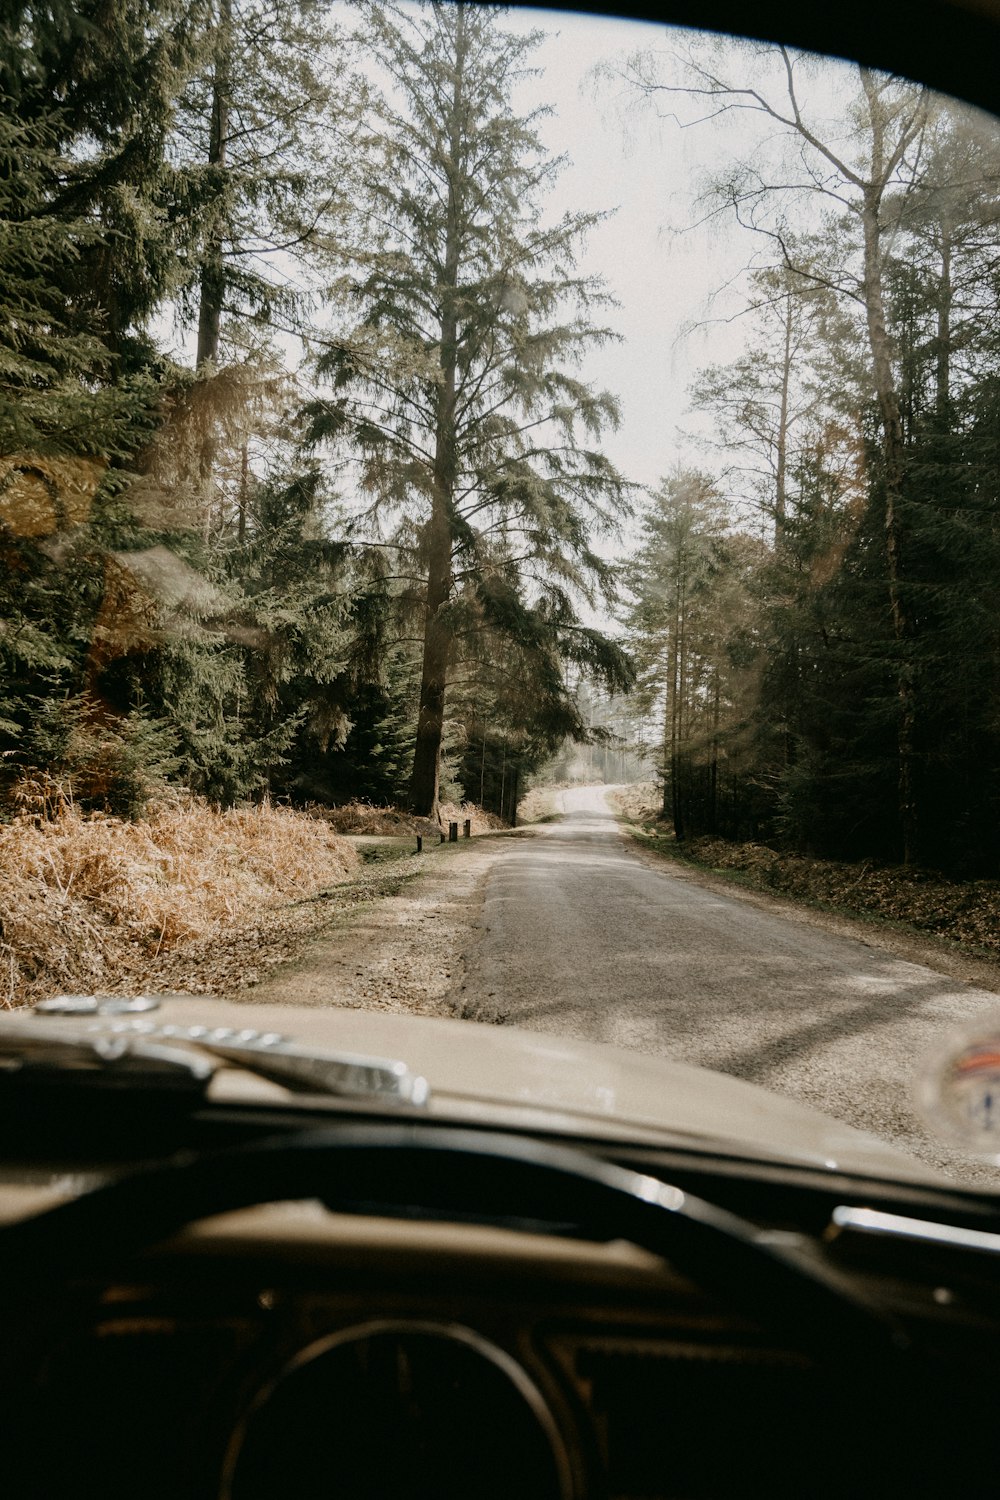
[457, 786, 1000, 1183]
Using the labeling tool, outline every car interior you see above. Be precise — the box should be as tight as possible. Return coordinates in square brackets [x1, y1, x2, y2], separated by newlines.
[4, 1, 1000, 1497]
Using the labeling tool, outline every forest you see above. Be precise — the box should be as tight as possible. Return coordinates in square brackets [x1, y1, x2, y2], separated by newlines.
[1, 0, 633, 834]
[3, 2, 1000, 880]
[621, 43, 1000, 877]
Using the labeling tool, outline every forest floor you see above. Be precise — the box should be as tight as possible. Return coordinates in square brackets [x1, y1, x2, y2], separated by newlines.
[608, 783, 1000, 988]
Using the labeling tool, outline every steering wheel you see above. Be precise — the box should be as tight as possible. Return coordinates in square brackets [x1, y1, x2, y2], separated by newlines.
[0, 1121, 907, 1360]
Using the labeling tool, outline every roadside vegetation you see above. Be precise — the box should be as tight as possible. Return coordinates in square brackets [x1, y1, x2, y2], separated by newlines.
[0, 791, 364, 1008]
[0, 784, 510, 1009]
[605, 48, 1000, 883]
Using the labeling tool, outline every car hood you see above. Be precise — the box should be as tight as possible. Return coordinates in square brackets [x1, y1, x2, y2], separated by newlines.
[9, 994, 941, 1186]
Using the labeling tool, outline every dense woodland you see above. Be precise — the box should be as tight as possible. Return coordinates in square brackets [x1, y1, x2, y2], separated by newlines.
[621, 45, 1000, 877]
[3, 4, 1000, 877]
[0, 0, 632, 828]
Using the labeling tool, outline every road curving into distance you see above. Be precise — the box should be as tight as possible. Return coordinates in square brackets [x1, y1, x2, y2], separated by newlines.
[454, 785, 1000, 1184]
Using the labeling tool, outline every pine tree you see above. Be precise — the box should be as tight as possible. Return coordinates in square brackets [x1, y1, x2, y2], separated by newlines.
[308, 1, 632, 819]
[0, 0, 204, 456]
[625, 472, 762, 840]
[0, 2, 207, 804]
[172, 0, 357, 369]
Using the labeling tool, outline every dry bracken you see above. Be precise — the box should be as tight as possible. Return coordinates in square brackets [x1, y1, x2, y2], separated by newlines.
[0, 800, 360, 1009]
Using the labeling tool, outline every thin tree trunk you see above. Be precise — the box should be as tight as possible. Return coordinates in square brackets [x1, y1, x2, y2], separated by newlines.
[774, 290, 793, 546]
[409, 505, 452, 816]
[936, 221, 952, 420]
[498, 738, 507, 822]
[670, 552, 687, 841]
[238, 439, 248, 542]
[194, 0, 232, 545]
[709, 673, 720, 834]
[196, 0, 231, 371]
[860, 71, 918, 865]
[660, 647, 672, 821]
[479, 720, 487, 806]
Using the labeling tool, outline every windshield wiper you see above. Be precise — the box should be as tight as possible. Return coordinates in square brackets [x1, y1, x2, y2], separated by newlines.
[0, 1017, 430, 1107]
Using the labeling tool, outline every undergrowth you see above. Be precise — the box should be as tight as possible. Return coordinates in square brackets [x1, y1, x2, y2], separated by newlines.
[0, 793, 360, 1008]
[312, 799, 504, 836]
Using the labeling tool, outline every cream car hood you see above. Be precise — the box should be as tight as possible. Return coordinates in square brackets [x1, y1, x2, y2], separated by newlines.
[4, 994, 941, 1187]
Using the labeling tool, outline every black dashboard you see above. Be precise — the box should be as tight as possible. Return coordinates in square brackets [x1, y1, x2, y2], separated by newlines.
[3, 1109, 1000, 1499]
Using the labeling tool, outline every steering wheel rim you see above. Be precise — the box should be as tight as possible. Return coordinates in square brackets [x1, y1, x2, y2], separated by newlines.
[0, 1122, 908, 1359]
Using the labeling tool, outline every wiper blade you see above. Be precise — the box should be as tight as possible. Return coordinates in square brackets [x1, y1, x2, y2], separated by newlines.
[0, 1012, 430, 1107]
[186, 1033, 430, 1106]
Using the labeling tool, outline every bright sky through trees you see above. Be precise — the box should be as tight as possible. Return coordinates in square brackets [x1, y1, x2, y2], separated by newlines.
[492, 7, 848, 491]
[321, 2, 759, 492]
[419, 8, 989, 495]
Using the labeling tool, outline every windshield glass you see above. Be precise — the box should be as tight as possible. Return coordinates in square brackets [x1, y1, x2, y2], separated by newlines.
[4, 1, 1000, 1190]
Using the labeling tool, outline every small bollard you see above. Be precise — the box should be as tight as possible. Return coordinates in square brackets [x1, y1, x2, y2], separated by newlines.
[448, 821, 458, 842]
[416, 835, 423, 853]
[440, 831, 446, 843]
[463, 819, 471, 839]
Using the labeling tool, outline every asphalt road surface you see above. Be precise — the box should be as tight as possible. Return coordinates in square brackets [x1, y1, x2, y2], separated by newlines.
[457, 785, 1000, 1183]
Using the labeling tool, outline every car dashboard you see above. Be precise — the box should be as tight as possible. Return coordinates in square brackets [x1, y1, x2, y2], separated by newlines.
[2, 1105, 1000, 1499]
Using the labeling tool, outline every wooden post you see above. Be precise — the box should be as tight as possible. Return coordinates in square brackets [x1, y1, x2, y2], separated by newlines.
[416, 835, 423, 853]
[463, 819, 471, 839]
[448, 822, 458, 842]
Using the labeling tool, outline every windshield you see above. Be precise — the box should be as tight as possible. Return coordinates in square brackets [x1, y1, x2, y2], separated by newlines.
[4, 0, 1000, 1190]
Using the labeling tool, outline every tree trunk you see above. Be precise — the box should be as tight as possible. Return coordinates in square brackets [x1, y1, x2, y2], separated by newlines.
[238, 439, 248, 541]
[709, 674, 720, 833]
[660, 646, 672, 821]
[936, 221, 952, 420]
[670, 552, 687, 842]
[409, 6, 467, 819]
[409, 501, 453, 816]
[774, 290, 793, 546]
[196, 0, 231, 371]
[859, 72, 918, 865]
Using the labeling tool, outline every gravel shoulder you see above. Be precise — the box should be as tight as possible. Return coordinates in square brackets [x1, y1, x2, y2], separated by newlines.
[240, 831, 535, 1016]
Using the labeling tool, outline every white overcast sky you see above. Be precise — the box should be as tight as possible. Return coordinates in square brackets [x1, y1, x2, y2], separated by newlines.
[497, 8, 861, 493]
[507, 8, 739, 492]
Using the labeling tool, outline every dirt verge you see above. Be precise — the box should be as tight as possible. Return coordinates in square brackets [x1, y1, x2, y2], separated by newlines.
[237, 830, 535, 1016]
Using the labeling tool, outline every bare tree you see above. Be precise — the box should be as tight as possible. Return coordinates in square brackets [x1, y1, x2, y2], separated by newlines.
[606, 39, 930, 861]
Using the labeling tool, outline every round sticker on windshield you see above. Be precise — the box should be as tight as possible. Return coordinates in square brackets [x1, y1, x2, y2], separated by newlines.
[915, 1016, 1000, 1158]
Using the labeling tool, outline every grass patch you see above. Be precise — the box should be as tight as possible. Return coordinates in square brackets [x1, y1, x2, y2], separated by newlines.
[356, 841, 418, 866]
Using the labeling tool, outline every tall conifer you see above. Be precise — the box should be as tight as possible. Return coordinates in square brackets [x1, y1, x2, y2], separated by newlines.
[310, 2, 632, 818]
